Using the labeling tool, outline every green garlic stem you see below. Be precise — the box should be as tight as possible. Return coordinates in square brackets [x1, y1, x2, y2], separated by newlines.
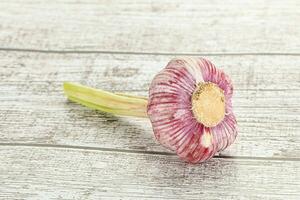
[63, 82, 148, 118]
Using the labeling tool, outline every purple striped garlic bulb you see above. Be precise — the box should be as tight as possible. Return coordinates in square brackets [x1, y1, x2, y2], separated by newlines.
[63, 57, 237, 163]
[147, 57, 237, 163]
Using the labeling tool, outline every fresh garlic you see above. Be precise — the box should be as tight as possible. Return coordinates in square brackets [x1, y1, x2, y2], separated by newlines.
[63, 57, 237, 163]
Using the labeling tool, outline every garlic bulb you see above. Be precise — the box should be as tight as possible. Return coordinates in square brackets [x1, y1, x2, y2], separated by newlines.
[63, 57, 237, 163]
[147, 57, 237, 163]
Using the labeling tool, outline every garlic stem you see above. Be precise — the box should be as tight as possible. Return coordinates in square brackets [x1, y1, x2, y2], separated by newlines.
[63, 82, 148, 118]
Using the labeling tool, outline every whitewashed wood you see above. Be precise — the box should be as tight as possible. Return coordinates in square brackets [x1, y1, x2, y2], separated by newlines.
[1, 1, 299, 198]
[0, 0, 300, 53]
[0, 146, 299, 199]
[0, 52, 299, 158]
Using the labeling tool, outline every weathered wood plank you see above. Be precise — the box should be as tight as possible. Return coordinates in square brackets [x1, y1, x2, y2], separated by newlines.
[1, 53, 300, 91]
[0, 0, 300, 53]
[0, 52, 299, 158]
[0, 146, 299, 199]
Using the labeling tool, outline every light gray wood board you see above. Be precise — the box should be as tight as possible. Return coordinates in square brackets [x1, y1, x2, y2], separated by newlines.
[0, 146, 299, 200]
[0, 0, 300, 53]
[0, 51, 299, 159]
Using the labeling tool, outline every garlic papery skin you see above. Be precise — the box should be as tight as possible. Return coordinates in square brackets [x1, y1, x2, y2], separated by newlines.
[147, 57, 237, 163]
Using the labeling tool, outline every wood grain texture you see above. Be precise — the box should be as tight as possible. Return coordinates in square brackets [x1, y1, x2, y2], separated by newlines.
[1, 52, 299, 159]
[0, 146, 299, 199]
[0, 0, 300, 53]
[1, 1, 300, 197]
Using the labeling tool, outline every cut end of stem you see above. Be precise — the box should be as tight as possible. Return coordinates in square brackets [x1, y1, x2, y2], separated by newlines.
[63, 82, 149, 118]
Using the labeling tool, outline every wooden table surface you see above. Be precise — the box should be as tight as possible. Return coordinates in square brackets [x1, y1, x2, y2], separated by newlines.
[0, 0, 299, 199]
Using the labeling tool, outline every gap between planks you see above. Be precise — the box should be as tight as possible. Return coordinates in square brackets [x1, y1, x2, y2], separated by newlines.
[0, 84, 297, 92]
[0, 143, 299, 162]
[0, 47, 300, 56]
